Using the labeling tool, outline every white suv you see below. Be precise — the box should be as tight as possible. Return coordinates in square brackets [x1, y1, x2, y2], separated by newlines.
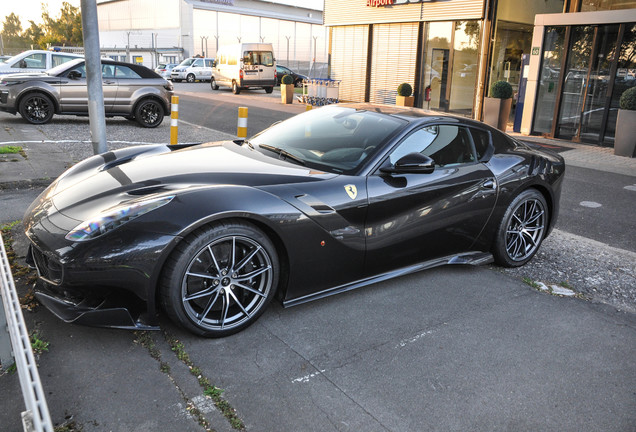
[170, 57, 214, 82]
[0, 50, 82, 75]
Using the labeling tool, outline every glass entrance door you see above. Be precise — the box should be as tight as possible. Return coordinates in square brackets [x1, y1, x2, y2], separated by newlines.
[557, 24, 620, 142]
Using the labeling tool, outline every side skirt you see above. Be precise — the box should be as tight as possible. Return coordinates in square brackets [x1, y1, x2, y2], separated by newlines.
[283, 251, 494, 308]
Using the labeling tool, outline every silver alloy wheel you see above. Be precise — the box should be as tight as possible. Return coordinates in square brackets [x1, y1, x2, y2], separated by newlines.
[505, 198, 546, 262]
[180, 235, 274, 331]
[186, 73, 195, 83]
[21, 94, 53, 124]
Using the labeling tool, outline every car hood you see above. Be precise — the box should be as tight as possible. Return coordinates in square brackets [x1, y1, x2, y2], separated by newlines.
[33, 141, 335, 221]
[0, 71, 54, 81]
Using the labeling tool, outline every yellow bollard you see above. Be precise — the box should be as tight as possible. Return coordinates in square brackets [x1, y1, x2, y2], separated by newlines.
[170, 95, 179, 145]
[306, 104, 312, 111]
[237, 107, 248, 138]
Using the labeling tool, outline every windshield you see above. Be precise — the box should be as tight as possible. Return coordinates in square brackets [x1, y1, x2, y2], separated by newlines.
[179, 58, 196, 67]
[249, 106, 406, 174]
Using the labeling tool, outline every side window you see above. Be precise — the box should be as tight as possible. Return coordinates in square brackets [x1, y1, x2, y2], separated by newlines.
[205, 59, 213, 68]
[389, 125, 476, 167]
[114, 66, 141, 78]
[52, 54, 77, 68]
[15, 53, 46, 69]
[102, 64, 115, 78]
[469, 128, 491, 160]
[228, 55, 237, 66]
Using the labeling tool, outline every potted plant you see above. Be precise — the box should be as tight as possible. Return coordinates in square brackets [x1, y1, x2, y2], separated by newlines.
[396, 83, 414, 107]
[281, 74, 294, 104]
[483, 80, 513, 132]
[615, 86, 636, 158]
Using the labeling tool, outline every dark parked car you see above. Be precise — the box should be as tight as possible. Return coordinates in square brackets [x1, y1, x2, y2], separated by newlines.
[276, 65, 308, 87]
[0, 58, 173, 127]
[24, 104, 564, 337]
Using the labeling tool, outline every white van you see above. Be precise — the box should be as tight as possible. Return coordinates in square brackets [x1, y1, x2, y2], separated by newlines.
[170, 57, 215, 82]
[211, 43, 276, 94]
[0, 50, 82, 75]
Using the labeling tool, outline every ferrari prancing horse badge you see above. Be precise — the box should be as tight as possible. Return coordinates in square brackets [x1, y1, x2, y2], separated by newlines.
[345, 184, 357, 200]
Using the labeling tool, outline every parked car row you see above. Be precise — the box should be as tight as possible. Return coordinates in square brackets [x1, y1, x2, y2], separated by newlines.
[0, 58, 173, 128]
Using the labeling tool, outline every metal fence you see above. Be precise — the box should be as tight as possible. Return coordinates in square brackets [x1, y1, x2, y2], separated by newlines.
[0, 232, 53, 432]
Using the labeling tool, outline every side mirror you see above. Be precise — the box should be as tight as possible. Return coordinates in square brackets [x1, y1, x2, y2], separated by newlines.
[212, 60, 217, 67]
[381, 152, 435, 174]
[68, 70, 82, 80]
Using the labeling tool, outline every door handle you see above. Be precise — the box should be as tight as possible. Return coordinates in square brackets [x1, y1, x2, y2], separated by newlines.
[103, 80, 116, 84]
[482, 179, 497, 190]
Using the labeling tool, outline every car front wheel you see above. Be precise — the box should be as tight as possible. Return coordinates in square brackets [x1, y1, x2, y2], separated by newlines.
[19, 92, 54, 124]
[160, 221, 279, 337]
[493, 188, 548, 267]
[232, 81, 241, 94]
[210, 78, 219, 90]
[134, 99, 164, 128]
[186, 73, 196, 83]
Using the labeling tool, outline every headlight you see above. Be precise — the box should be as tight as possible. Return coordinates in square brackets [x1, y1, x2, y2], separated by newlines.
[65, 195, 174, 242]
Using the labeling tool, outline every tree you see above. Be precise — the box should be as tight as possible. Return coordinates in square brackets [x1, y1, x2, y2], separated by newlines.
[41, 2, 82, 46]
[23, 20, 45, 49]
[1, 13, 25, 50]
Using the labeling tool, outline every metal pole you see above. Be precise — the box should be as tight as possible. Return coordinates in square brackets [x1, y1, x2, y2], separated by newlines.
[81, 0, 108, 155]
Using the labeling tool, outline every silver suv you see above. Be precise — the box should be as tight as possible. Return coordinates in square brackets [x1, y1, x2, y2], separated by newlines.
[0, 58, 174, 128]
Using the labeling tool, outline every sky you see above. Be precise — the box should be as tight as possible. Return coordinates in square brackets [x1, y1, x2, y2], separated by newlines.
[1, 0, 324, 28]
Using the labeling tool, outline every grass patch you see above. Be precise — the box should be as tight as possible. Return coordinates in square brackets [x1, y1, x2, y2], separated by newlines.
[30, 331, 50, 355]
[163, 331, 245, 430]
[0, 145, 22, 154]
[522, 277, 540, 289]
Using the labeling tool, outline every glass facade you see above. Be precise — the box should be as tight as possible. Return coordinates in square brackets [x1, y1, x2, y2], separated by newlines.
[422, 21, 481, 116]
[532, 22, 636, 145]
[580, 0, 636, 10]
[533, 27, 567, 134]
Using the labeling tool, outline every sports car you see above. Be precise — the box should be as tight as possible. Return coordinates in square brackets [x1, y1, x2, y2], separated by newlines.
[23, 103, 565, 337]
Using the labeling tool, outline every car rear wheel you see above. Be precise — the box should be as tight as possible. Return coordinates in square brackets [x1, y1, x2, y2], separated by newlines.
[160, 221, 279, 337]
[493, 189, 548, 267]
[19, 92, 54, 125]
[210, 78, 219, 90]
[186, 73, 196, 83]
[134, 99, 164, 128]
[264, 86, 273, 94]
[232, 81, 241, 94]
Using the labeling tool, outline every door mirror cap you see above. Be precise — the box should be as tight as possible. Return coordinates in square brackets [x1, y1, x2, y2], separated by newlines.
[67, 70, 82, 80]
[381, 152, 435, 174]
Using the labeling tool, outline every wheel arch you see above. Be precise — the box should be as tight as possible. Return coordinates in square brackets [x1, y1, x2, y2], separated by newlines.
[17, 89, 60, 114]
[149, 212, 291, 315]
[132, 93, 169, 116]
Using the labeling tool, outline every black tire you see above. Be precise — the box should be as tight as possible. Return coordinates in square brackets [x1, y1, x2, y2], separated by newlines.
[232, 81, 241, 94]
[134, 99, 164, 128]
[160, 221, 279, 337]
[173, 79, 182, 83]
[493, 188, 548, 267]
[186, 73, 196, 83]
[264, 86, 273, 94]
[19, 92, 54, 124]
[210, 78, 219, 90]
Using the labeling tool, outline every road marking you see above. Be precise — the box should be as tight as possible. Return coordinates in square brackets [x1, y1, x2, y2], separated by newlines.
[396, 326, 444, 348]
[625, 184, 636, 192]
[291, 369, 326, 384]
[580, 201, 602, 208]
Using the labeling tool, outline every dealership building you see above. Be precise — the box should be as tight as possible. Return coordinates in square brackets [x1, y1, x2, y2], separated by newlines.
[324, 0, 636, 147]
[95, 0, 327, 75]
